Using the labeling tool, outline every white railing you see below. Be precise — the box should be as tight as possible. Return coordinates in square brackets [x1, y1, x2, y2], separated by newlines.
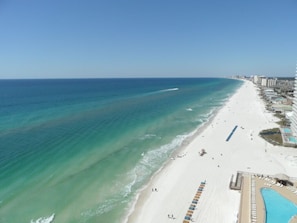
[251, 176, 257, 223]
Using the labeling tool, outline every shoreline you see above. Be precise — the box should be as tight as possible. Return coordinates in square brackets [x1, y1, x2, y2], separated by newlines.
[123, 80, 244, 223]
[124, 80, 297, 223]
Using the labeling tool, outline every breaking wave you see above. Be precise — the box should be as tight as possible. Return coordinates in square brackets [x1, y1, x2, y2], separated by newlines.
[30, 214, 55, 223]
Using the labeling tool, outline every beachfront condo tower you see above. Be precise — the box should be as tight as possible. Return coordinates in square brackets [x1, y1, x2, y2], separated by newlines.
[291, 66, 297, 136]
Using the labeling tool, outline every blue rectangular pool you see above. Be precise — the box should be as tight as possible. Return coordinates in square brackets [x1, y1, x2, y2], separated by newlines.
[289, 137, 297, 143]
[284, 128, 292, 133]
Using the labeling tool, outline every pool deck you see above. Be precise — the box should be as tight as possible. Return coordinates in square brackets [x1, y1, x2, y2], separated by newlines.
[280, 127, 297, 146]
[238, 173, 297, 223]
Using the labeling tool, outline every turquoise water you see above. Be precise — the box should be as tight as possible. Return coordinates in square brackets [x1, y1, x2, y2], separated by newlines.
[289, 137, 297, 143]
[261, 188, 297, 223]
[0, 78, 242, 223]
[284, 128, 291, 134]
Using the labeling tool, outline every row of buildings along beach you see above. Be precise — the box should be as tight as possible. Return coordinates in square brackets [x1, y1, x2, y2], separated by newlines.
[235, 74, 297, 146]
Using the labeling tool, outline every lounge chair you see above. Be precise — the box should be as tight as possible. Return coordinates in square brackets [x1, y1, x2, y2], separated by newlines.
[189, 206, 195, 210]
[184, 216, 191, 220]
[186, 212, 193, 217]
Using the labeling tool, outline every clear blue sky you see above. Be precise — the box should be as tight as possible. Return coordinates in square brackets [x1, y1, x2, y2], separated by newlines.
[0, 0, 296, 78]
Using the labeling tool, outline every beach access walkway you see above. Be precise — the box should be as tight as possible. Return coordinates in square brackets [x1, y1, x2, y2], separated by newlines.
[226, 125, 238, 141]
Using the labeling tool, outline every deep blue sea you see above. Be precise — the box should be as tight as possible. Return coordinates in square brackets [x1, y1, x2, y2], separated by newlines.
[0, 78, 242, 223]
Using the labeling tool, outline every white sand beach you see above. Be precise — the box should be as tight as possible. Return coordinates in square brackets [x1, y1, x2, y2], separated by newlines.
[126, 80, 297, 223]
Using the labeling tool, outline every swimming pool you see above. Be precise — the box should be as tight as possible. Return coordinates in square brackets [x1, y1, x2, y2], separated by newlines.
[261, 188, 297, 223]
[289, 136, 297, 143]
[284, 128, 292, 134]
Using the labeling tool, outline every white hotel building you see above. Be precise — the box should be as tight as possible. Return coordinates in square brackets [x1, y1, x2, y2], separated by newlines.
[291, 69, 297, 136]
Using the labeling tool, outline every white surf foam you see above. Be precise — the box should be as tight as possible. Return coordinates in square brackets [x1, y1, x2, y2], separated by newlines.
[81, 198, 117, 218]
[139, 134, 157, 140]
[30, 214, 55, 223]
[134, 133, 194, 185]
[122, 131, 196, 223]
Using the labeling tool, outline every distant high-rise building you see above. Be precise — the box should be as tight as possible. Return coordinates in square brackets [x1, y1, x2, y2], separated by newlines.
[261, 78, 267, 87]
[267, 78, 277, 87]
[291, 67, 297, 136]
[253, 75, 265, 85]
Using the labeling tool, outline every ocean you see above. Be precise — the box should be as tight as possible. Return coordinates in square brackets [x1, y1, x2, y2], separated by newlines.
[0, 78, 242, 223]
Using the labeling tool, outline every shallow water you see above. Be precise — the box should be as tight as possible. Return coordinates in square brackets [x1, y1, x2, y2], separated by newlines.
[0, 78, 242, 222]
